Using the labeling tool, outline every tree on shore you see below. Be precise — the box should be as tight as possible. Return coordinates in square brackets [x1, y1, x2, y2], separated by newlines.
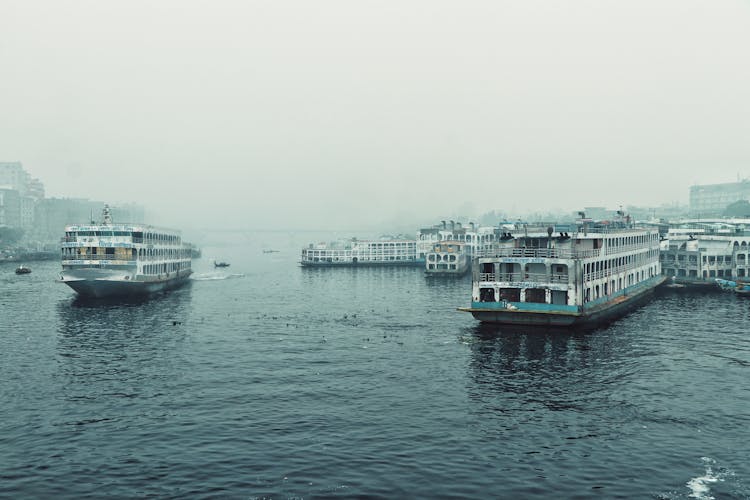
[723, 200, 750, 217]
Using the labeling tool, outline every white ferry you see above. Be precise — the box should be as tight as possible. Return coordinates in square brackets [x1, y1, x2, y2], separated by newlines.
[300, 237, 419, 266]
[417, 221, 497, 261]
[425, 241, 471, 275]
[420, 220, 498, 275]
[59, 205, 193, 298]
[460, 215, 665, 327]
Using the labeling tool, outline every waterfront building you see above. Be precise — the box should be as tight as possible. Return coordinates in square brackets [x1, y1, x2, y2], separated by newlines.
[0, 162, 45, 233]
[689, 180, 750, 216]
[660, 219, 750, 284]
[0, 188, 21, 227]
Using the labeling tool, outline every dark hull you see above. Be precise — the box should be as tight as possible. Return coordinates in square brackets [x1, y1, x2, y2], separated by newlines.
[300, 261, 423, 268]
[63, 273, 192, 298]
[461, 277, 666, 328]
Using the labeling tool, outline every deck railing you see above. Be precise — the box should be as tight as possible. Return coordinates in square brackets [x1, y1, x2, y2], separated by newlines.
[478, 272, 570, 284]
[479, 247, 601, 259]
[61, 254, 134, 261]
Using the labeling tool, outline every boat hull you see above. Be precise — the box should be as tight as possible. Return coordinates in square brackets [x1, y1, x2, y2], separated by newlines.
[300, 260, 423, 267]
[461, 276, 666, 328]
[61, 268, 192, 298]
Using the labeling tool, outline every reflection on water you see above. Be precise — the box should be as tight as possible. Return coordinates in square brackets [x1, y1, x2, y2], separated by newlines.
[465, 322, 634, 419]
[55, 287, 195, 399]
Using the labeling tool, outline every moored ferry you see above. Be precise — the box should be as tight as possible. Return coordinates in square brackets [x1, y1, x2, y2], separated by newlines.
[420, 220, 498, 276]
[300, 237, 419, 266]
[59, 205, 193, 298]
[459, 214, 665, 327]
[417, 220, 497, 261]
[425, 240, 471, 276]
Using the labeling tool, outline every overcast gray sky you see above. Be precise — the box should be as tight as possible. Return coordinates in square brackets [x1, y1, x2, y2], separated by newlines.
[1, 0, 749, 230]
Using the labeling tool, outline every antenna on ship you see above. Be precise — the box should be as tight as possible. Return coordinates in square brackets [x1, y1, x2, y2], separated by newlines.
[102, 204, 113, 225]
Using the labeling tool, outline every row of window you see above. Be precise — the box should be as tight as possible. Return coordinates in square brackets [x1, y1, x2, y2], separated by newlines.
[583, 250, 659, 280]
[138, 248, 191, 259]
[66, 231, 132, 238]
[307, 256, 415, 263]
[583, 266, 658, 302]
[142, 261, 190, 275]
[62, 247, 191, 260]
[603, 233, 659, 249]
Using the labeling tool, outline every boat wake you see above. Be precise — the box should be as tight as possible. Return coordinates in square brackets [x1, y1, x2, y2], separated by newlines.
[191, 272, 245, 281]
[686, 457, 731, 499]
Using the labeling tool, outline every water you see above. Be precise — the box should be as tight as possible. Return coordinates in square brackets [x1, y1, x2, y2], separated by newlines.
[2, 231, 750, 499]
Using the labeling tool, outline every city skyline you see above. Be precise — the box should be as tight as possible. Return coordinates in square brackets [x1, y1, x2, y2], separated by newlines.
[2, 1, 750, 230]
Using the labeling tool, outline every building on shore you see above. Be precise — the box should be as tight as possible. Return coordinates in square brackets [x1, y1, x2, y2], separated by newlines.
[689, 180, 750, 216]
[0, 162, 45, 234]
[660, 219, 750, 284]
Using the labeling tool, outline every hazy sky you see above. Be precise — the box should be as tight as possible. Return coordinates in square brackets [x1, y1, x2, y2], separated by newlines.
[1, 0, 749, 230]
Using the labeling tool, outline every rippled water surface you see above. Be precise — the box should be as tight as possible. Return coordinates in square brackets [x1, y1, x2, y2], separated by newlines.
[2, 231, 750, 499]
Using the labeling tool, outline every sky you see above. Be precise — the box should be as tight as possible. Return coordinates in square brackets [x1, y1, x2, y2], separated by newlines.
[1, 0, 749, 231]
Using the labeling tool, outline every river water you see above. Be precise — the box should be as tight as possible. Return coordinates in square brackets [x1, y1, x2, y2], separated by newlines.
[1, 231, 749, 498]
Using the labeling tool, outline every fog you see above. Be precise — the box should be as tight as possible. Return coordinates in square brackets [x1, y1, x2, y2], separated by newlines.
[2, 0, 749, 232]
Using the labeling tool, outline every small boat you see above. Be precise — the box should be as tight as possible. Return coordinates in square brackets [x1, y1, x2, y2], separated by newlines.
[214, 261, 230, 268]
[15, 266, 31, 274]
[262, 250, 279, 254]
[715, 278, 737, 291]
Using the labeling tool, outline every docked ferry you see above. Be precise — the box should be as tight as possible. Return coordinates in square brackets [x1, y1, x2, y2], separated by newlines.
[425, 240, 471, 276]
[459, 215, 665, 327]
[417, 220, 497, 262]
[421, 220, 498, 276]
[300, 237, 419, 266]
[59, 205, 193, 298]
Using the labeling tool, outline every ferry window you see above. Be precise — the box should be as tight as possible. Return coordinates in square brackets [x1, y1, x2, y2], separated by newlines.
[479, 288, 495, 302]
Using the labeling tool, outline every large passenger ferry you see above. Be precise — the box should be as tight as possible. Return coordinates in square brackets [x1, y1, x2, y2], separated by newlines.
[300, 237, 419, 266]
[460, 214, 665, 327]
[59, 205, 193, 298]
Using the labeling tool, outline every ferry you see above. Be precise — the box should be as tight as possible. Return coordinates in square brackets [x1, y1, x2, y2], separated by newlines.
[59, 205, 193, 298]
[417, 221, 497, 261]
[300, 237, 419, 266]
[460, 214, 665, 327]
[425, 241, 471, 276]
[421, 220, 498, 276]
